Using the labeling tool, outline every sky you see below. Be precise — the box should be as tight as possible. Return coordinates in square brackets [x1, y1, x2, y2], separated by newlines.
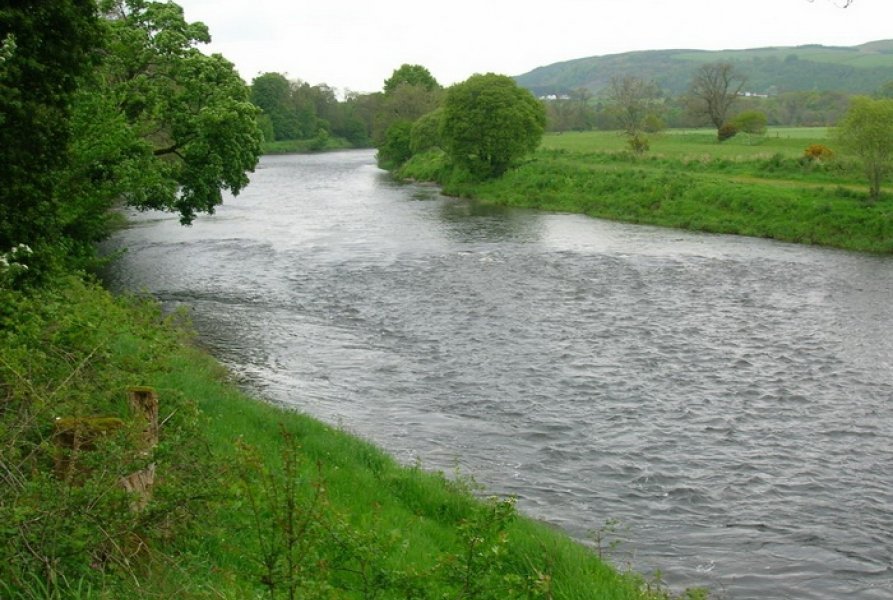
[174, 0, 893, 94]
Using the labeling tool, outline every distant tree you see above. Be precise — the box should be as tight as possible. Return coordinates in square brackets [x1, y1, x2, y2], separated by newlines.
[688, 62, 747, 139]
[732, 110, 768, 142]
[441, 73, 545, 179]
[342, 90, 381, 144]
[606, 75, 662, 153]
[373, 80, 442, 146]
[251, 72, 301, 140]
[544, 88, 596, 132]
[383, 64, 440, 94]
[836, 96, 893, 200]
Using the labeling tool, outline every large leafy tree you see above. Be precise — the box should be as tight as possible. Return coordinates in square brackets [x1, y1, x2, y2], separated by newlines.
[441, 73, 546, 179]
[836, 96, 893, 200]
[77, 0, 262, 226]
[0, 0, 100, 264]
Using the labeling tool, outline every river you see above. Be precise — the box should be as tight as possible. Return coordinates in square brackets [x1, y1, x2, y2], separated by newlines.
[102, 150, 893, 599]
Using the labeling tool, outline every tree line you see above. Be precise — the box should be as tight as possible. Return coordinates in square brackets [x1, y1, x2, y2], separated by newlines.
[542, 64, 887, 136]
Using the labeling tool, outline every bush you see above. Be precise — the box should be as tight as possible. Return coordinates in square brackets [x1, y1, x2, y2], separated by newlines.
[377, 120, 414, 169]
[410, 108, 444, 154]
[804, 143, 834, 162]
[717, 123, 738, 142]
[643, 113, 665, 134]
[627, 133, 650, 154]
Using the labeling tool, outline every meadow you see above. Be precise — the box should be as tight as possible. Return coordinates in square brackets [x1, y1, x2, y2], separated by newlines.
[401, 127, 893, 253]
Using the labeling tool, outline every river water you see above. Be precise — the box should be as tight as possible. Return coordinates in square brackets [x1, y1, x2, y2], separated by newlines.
[103, 150, 893, 599]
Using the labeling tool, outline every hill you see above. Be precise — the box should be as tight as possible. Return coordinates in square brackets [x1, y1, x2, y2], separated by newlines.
[515, 40, 893, 97]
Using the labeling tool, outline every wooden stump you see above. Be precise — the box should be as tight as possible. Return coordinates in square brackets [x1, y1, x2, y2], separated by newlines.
[52, 386, 160, 511]
[122, 386, 159, 511]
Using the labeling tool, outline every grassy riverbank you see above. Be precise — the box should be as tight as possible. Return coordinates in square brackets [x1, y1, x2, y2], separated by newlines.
[398, 128, 893, 253]
[0, 276, 701, 599]
[262, 135, 367, 155]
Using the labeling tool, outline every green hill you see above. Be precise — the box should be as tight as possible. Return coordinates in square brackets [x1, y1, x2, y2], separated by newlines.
[515, 40, 893, 97]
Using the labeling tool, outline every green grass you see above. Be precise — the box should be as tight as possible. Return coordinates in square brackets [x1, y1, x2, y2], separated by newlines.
[542, 127, 832, 159]
[262, 135, 357, 155]
[399, 127, 893, 253]
[0, 277, 695, 599]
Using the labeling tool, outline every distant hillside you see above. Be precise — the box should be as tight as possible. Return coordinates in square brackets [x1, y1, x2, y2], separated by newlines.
[515, 40, 893, 97]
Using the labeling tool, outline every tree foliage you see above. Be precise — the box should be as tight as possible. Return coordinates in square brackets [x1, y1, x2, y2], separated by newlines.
[410, 108, 444, 154]
[89, 0, 262, 225]
[836, 96, 893, 200]
[0, 0, 263, 278]
[0, 0, 100, 268]
[732, 110, 768, 136]
[688, 62, 746, 138]
[441, 73, 546, 180]
[383, 64, 440, 95]
[251, 72, 302, 140]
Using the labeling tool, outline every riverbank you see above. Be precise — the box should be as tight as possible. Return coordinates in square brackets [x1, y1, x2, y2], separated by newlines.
[262, 135, 370, 155]
[0, 276, 702, 598]
[397, 129, 893, 253]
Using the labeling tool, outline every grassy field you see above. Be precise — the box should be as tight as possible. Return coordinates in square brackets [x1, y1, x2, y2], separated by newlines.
[0, 277, 701, 599]
[399, 127, 893, 253]
[541, 127, 832, 158]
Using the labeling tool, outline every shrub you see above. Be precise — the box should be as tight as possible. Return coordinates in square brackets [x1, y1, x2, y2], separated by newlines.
[627, 133, 650, 154]
[377, 120, 414, 169]
[717, 123, 738, 142]
[804, 143, 834, 162]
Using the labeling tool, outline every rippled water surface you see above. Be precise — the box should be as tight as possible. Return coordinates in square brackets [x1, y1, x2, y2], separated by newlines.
[104, 150, 893, 599]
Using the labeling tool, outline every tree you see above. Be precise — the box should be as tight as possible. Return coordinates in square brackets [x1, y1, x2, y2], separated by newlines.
[383, 64, 440, 94]
[374, 66, 442, 147]
[251, 72, 302, 140]
[0, 0, 100, 268]
[732, 109, 768, 143]
[441, 73, 546, 180]
[688, 62, 746, 139]
[80, 0, 262, 226]
[606, 76, 662, 154]
[836, 96, 893, 200]
[544, 88, 596, 132]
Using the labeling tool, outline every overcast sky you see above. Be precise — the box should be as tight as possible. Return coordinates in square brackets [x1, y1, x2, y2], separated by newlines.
[174, 0, 893, 94]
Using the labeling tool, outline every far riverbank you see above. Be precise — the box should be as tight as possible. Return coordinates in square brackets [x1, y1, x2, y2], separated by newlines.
[398, 129, 893, 253]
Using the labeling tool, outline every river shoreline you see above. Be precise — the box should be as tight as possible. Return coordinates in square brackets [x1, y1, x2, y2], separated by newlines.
[99, 151, 893, 599]
[395, 132, 893, 254]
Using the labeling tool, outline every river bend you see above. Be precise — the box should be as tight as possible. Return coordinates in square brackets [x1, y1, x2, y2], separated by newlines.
[103, 150, 893, 599]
